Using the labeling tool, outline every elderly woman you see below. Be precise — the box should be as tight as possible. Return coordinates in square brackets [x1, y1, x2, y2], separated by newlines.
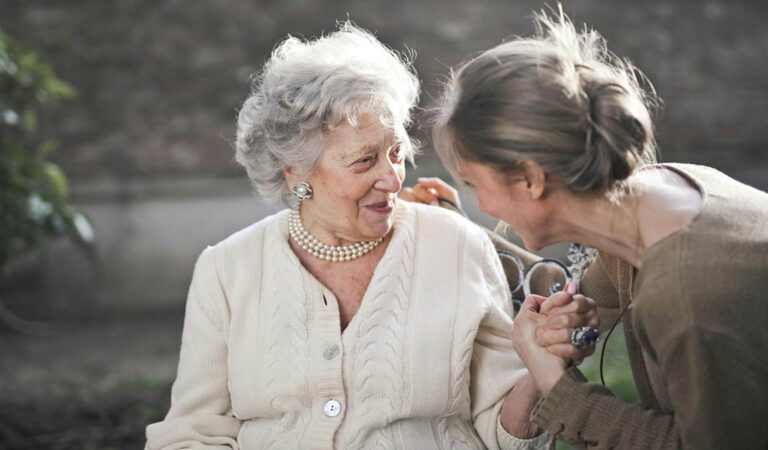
[420, 8, 768, 450]
[145, 23, 597, 449]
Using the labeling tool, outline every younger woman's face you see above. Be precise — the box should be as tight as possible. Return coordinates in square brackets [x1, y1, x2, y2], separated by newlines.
[456, 158, 551, 251]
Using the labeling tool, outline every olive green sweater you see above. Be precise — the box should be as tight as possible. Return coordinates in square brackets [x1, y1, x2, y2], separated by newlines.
[497, 164, 768, 449]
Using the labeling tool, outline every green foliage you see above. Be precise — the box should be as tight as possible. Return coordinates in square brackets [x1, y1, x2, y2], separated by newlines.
[580, 325, 639, 404]
[0, 27, 87, 273]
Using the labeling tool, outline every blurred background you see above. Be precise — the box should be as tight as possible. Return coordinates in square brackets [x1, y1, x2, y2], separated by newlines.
[0, 0, 765, 448]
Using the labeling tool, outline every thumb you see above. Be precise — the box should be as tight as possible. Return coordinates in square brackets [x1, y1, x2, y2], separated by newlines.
[521, 295, 546, 313]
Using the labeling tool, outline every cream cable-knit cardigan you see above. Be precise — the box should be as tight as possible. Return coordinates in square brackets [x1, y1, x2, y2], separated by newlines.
[146, 201, 549, 450]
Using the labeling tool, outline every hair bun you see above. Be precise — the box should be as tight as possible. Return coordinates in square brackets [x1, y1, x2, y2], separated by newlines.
[572, 73, 654, 192]
[432, 7, 659, 197]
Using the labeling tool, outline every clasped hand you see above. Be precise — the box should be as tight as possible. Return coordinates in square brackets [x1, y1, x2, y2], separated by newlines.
[511, 281, 599, 395]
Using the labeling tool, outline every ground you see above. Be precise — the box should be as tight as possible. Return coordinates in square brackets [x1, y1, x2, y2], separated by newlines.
[0, 310, 183, 450]
[0, 305, 635, 450]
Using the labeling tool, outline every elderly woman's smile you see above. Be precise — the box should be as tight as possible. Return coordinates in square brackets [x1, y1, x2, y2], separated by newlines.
[365, 200, 394, 214]
[293, 113, 406, 246]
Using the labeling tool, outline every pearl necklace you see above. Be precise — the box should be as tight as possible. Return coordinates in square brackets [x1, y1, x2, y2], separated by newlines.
[288, 208, 384, 262]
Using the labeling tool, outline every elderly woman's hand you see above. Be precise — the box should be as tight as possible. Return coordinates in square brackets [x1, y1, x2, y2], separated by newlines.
[401, 177, 460, 210]
[511, 295, 568, 395]
[536, 282, 600, 365]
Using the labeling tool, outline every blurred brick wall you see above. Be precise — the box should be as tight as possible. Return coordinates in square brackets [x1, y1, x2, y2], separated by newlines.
[2, 0, 765, 311]
[2, 0, 766, 186]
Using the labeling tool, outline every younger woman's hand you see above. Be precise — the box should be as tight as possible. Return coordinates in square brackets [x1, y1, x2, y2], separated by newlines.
[536, 282, 600, 365]
[401, 177, 460, 210]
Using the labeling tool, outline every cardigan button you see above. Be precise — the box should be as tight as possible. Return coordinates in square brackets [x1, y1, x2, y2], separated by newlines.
[323, 399, 342, 417]
[323, 344, 340, 360]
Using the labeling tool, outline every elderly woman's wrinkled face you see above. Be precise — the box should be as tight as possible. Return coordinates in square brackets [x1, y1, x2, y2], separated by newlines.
[299, 114, 405, 244]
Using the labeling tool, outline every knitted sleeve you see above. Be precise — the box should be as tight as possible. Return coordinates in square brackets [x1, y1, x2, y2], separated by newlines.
[531, 366, 679, 448]
[145, 246, 242, 449]
[470, 233, 550, 450]
[529, 300, 754, 449]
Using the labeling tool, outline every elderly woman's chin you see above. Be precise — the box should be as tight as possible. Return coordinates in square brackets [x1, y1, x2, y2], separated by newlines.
[360, 197, 398, 237]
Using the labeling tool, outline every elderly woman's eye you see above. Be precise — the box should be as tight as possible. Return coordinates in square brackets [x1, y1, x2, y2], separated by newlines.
[357, 156, 375, 165]
[390, 145, 404, 161]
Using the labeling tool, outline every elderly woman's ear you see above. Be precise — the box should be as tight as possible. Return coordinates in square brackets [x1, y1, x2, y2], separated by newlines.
[283, 166, 304, 189]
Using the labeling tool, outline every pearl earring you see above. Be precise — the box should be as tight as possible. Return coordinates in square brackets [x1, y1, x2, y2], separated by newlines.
[292, 181, 313, 202]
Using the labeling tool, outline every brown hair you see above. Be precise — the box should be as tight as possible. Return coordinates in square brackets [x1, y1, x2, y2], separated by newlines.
[432, 6, 659, 195]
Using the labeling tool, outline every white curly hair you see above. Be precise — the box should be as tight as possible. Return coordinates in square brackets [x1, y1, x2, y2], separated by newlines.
[235, 21, 420, 204]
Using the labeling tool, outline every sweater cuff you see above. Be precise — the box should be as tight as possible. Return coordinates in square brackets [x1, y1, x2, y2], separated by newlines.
[496, 415, 551, 450]
[530, 366, 588, 432]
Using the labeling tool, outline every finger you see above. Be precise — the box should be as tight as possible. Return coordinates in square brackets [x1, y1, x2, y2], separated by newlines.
[417, 176, 455, 193]
[539, 291, 574, 316]
[564, 346, 596, 363]
[410, 185, 439, 205]
[543, 343, 578, 359]
[543, 312, 592, 330]
[546, 314, 599, 330]
[546, 302, 599, 331]
[426, 188, 441, 205]
[545, 294, 595, 316]
[574, 346, 596, 361]
[525, 295, 550, 324]
[544, 343, 595, 361]
[544, 298, 600, 327]
[545, 302, 581, 317]
[576, 308, 601, 330]
[537, 327, 577, 347]
[513, 313, 547, 335]
[519, 296, 550, 324]
[512, 297, 547, 337]
[417, 177, 460, 205]
[400, 187, 416, 202]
